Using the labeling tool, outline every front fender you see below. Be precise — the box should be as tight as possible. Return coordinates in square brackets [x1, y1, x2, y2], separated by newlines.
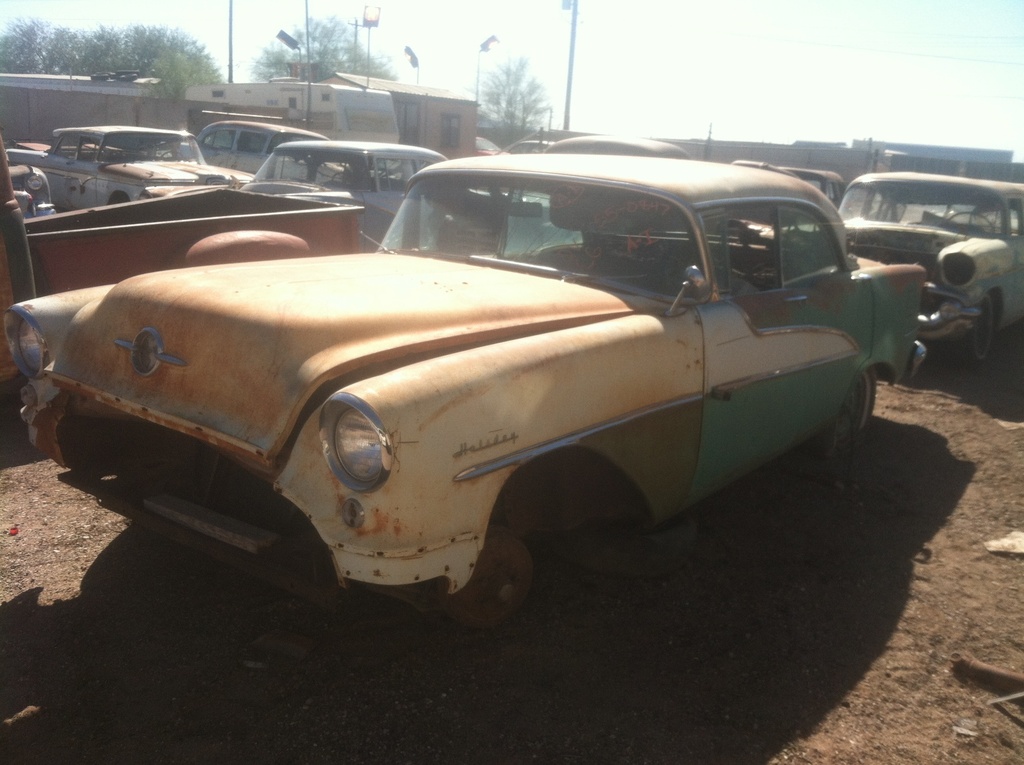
[275, 312, 705, 590]
[937, 237, 1015, 291]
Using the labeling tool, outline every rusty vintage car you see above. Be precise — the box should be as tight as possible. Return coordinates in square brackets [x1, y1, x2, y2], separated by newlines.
[10, 162, 57, 218]
[6, 126, 253, 211]
[840, 172, 1024, 364]
[6, 156, 926, 627]
[0, 183, 361, 390]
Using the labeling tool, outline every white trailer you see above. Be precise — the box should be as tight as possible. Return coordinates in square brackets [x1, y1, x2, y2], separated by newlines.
[186, 80, 399, 143]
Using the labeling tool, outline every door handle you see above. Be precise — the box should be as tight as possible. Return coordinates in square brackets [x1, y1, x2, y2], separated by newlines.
[785, 294, 809, 304]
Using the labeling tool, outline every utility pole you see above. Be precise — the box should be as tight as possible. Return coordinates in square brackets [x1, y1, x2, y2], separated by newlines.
[563, 0, 579, 130]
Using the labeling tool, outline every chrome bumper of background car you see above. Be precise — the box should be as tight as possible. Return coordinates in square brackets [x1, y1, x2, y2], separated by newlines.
[918, 287, 981, 341]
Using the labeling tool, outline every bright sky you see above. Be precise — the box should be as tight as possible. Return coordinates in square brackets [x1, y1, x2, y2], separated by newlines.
[7, 0, 1024, 160]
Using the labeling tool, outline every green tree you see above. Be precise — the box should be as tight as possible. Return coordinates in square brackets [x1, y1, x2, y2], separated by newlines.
[251, 16, 396, 82]
[150, 49, 221, 99]
[479, 58, 551, 148]
[0, 18, 221, 90]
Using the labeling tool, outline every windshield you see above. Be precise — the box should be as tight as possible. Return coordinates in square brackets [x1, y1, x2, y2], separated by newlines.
[382, 175, 702, 298]
[839, 181, 1005, 235]
[97, 133, 202, 163]
[253, 149, 372, 191]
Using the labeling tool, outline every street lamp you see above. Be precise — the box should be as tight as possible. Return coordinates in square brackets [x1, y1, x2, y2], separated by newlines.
[476, 35, 499, 103]
[404, 46, 420, 85]
[363, 6, 380, 88]
[275, 26, 311, 126]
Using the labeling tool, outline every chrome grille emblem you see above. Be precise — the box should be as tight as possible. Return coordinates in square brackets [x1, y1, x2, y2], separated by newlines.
[114, 327, 187, 376]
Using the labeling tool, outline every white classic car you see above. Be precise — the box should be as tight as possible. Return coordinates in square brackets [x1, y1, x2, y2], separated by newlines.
[7, 126, 253, 211]
[6, 155, 926, 627]
[840, 172, 1024, 364]
[242, 140, 445, 247]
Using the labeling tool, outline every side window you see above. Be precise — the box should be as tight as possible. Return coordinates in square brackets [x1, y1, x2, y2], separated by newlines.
[53, 136, 79, 159]
[1008, 199, 1023, 236]
[236, 130, 267, 153]
[778, 207, 841, 286]
[704, 204, 779, 294]
[203, 129, 236, 151]
[374, 157, 415, 192]
[77, 137, 100, 162]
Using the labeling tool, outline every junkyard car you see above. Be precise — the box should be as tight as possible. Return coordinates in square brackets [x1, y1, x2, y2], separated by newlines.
[783, 167, 846, 208]
[9, 163, 57, 217]
[731, 161, 846, 207]
[242, 140, 445, 246]
[6, 126, 253, 211]
[6, 156, 926, 627]
[840, 172, 1024, 363]
[196, 120, 328, 174]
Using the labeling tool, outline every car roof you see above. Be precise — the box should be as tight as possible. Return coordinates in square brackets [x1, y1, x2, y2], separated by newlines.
[416, 154, 840, 216]
[198, 121, 327, 138]
[545, 135, 690, 159]
[269, 140, 446, 160]
[54, 125, 190, 137]
[849, 172, 1024, 197]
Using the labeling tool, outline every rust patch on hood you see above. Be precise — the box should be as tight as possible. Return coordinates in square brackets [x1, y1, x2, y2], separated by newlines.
[50, 253, 636, 467]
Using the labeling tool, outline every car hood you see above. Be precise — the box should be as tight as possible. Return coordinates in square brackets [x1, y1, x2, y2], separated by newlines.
[844, 220, 965, 275]
[99, 161, 250, 183]
[54, 253, 635, 466]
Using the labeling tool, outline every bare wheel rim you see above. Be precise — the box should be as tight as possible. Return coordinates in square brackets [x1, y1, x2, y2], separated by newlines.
[834, 367, 877, 453]
[438, 526, 533, 628]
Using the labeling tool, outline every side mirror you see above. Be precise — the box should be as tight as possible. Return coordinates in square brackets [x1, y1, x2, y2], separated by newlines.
[666, 265, 711, 316]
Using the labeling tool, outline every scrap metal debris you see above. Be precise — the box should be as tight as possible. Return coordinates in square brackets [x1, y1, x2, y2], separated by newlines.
[984, 531, 1024, 556]
[951, 652, 1024, 695]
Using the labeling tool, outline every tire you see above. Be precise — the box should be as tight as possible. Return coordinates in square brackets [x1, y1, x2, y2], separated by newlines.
[960, 294, 994, 367]
[107, 191, 131, 205]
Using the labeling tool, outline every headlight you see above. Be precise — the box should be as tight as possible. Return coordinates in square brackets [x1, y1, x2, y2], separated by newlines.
[319, 393, 393, 492]
[24, 172, 45, 192]
[4, 306, 49, 378]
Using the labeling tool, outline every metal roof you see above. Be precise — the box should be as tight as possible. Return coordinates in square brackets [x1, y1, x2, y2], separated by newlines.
[323, 74, 471, 103]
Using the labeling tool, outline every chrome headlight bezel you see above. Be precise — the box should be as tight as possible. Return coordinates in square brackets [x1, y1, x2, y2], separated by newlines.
[4, 306, 50, 379]
[23, 172, 46, 193]
[319, 392, 393, 492]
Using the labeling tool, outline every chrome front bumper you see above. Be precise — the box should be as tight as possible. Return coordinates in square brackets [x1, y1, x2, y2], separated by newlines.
[917, 285, 981, 341]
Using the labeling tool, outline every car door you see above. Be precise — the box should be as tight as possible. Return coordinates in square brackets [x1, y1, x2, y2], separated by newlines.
[232, 128, 273, 173]
[198, 126, 239, 169]
[688, 202, 873, 503]
[42, 133, 94, 209]
[363, 155, 420, 245]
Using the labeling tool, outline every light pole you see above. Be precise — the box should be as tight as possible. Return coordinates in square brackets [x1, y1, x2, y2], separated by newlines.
[563, 0, 578, 130]
[363, 6, 380, 88]
[275, 27, 310, 126]
[476, 35, 499, 103]
[404, 46, 420, 85]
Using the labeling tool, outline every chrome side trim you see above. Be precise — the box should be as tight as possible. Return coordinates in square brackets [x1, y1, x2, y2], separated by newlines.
[453, 393, 703, 483]
[710, 348, 858, 401]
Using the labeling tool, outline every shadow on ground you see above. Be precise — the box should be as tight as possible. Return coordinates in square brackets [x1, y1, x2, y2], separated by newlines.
[0, 414, 970, 765]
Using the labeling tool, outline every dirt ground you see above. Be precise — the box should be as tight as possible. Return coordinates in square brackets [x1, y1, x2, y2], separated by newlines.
[1, 326, 1023, 765]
